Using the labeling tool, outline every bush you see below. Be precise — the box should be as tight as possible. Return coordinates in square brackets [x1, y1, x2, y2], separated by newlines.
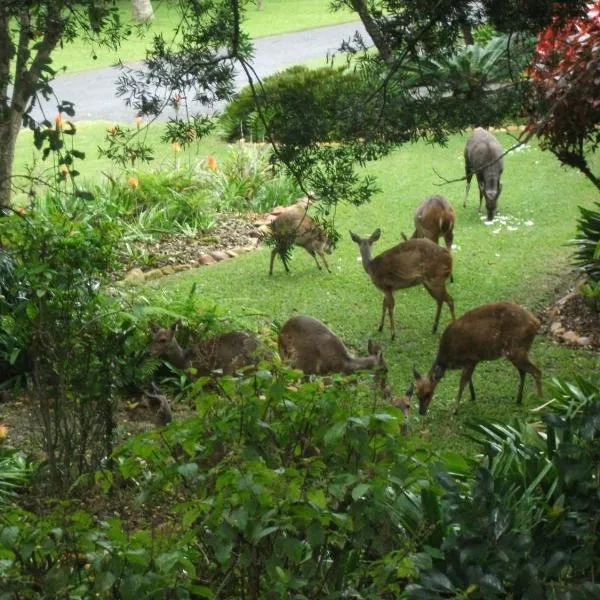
[572, 202, 600, 282]
[220, 65, 368, 144]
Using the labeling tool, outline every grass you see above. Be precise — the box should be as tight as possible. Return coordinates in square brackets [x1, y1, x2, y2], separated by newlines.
[129, 131, 599, 453]
[50, 0, 356, 74]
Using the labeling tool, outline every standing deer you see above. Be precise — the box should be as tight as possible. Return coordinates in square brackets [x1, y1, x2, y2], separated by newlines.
[349, 229, 455, 339]
[464, 127, 504, 221]
[413, 301, 542, 415]
[149, 321, 265, 378]
[412, 195, 455, 251]
[268, 199, 332, 275]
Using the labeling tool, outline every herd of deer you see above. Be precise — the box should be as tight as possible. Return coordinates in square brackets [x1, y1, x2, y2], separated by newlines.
[149, 128, 542, 428]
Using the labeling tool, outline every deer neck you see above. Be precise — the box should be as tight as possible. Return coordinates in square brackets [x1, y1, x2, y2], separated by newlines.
[167, 341, 190, 370]
[345, 355, 378, 373]
[358, 244, 373, 274]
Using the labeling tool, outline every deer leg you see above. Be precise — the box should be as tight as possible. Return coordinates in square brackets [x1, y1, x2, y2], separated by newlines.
[424, 283, 453, 333]
[318, 250, 331, 273]
[509, 355, 543, 403]
[269, 249, 277, 275]
[464, 173, 472, 208]
[378, 296, 387, 333]
[307, 249, 322, 271]
[455, 364, 476, 414]
[386, 291, 396, 340]
[468, 365, 477, 402]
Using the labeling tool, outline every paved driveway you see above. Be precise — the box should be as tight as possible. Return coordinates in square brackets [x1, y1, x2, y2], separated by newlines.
[31, 21, 368, 123]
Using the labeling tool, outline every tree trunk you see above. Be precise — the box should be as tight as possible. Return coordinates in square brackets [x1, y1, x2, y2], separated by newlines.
[347, 0, 393, 63]
[0, 111, 21, 209]
[132, 0, 154, 22]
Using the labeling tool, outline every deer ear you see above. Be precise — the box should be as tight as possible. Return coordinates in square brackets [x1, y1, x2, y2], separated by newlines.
[412, 365, 422, 380]
[370, 228, 381, 243]
[405, 382, 415, 397]
[171, 319, 182, 333]
[150, 322, 160, 333]
[349, 230, 361, 244]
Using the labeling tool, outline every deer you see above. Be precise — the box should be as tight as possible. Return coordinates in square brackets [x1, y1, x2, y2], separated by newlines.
[412, 301, 542, 416]
[148, 321, 265, 379]
[268, 198, 333, 275]
[278, 314, 409, 422]
[349, 229, 455, 339]
[464, 127, 504, 221]
[411, 195, 455, 251]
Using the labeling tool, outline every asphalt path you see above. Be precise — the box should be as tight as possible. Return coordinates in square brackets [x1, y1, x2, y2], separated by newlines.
[30, 21, 369, 124]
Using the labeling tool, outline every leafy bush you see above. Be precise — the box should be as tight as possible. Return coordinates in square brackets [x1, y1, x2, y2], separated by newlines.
[572, 202, 600, 282]
[220, 65, 368, 144]
[0, 447, 32, 507]
[0, 207, 136, 489]
[408, 376, 600, 599]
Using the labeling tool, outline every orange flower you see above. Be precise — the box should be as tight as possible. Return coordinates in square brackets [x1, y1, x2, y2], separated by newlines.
[0, 425, 8, 441]
[16, 207, 26, 216]
[206, 154, 217, 171]
[171, 141, 182, 152]
[60, 164, 69, 179]
[135, 116, 143, 128]
[128, 176, 139, 189]
[109, 125, 118, 137]
[54, 113, 64, 130]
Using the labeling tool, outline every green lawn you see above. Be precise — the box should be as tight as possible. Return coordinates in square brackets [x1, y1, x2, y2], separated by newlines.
[135, 131, 599, 452]
[51, 0, 356, 74]
[13, 123, 599, 452]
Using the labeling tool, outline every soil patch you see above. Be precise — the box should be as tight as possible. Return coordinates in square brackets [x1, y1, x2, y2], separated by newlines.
[540, 284, 600, 350]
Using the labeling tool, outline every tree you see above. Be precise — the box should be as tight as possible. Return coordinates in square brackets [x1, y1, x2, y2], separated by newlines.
[0, 1, 128, 208]
[132, 0, 154, 22]
[524, 1, 600, 191]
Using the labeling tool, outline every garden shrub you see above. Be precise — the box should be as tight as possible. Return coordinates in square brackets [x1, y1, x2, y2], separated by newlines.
[0, 206, 136, 489]
[572, 202, 600, 311]
[220, 65, 368, 144]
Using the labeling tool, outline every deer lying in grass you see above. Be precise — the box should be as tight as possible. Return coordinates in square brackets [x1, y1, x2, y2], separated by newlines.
[278, 315, 410, 422]
[412, 301, 542, 415]
[149, 321, 265, 379]
[350, 229, 455, 339]
[268, 199, 332, 275]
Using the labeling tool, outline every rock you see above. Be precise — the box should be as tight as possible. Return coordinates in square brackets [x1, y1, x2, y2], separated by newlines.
[161, 266, 175, 276]
[198, 254, 216, 266]
[226, 250, 238, 258]
[144, 268, 165, 281]
[124, 268, 145, 283]
[211, 250, 229, 262]
[576, 336, 591, 346]
[270, 205, 286, 216]
[172, 264, 190, 273]
[561, 330, 580, 344]
[550, 321, 564, 335]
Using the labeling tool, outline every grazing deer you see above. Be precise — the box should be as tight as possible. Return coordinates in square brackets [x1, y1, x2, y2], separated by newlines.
[149, 321, 265, 379]
[464, 127, 504, 221]
[349, 229, 455, 339]
[413, 301, 542, 415]
[412, 195, 455, 251]
[268, 199, 332, 275]
[278, 315, 386, 376]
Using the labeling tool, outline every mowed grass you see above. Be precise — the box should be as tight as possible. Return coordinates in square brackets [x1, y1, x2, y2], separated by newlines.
[51, 0, 355, 74]
[132, 131, 600, 453]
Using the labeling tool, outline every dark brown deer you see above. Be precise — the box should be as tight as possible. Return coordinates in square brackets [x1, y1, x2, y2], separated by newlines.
[349, 229, 455, 339]
[413, 301, 542, 415]
[268, 199, 332, 275]
[149, 321, 265, 378]
[464, 127, 504, 221]
[412, 195, 455, 251]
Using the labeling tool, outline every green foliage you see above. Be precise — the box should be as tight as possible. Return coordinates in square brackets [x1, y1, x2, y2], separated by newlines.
[0, 448, 32, 507]
[408, 376, 600, 599]
[220, 65, 367, 144]
[572, 202, 600, 283]
[0, 205, 135, 489]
